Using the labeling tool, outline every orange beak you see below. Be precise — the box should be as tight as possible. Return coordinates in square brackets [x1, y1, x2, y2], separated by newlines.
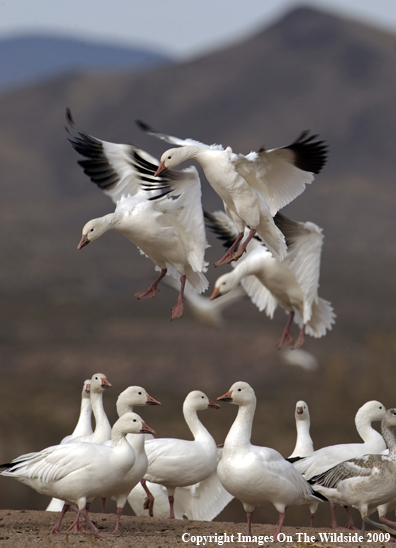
[140, 421, 156, 435]
[146, 394, 161, 406]
[77, 234, 90, 250]
[85, 384, 91, 393]
[101, 378, 112, 389]
[154, 161, 167, 177]
[210, 287, 221, 300]
[217, 390, 233, 402]
[208, 399, 220, 409]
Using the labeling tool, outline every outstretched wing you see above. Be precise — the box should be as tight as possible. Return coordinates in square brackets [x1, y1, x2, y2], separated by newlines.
[136, 120, 224, 151]
[233, 131, 327, 216]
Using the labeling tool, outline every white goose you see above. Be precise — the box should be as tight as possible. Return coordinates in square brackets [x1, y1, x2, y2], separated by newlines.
[288, 401, 314, 460]
[1, 413, 155, 535]
[138, 120, 327, 264]
[309, 409, 396, 538]
[67, 112, 209, 320]
[207, 210, 335, 348]
[46, 379, 93, 512]
[294, 400, 386, 529]
[142, 390, 220, 518]
[217, 381, 325, 539]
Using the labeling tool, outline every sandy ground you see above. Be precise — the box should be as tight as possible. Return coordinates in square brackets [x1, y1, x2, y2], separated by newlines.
[0, 510, 393, 548]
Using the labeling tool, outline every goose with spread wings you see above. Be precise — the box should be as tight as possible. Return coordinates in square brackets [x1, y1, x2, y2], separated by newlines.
[206, 210, 335, 348]
[137, 120, 327, 265]
[67, 112, 209, 320]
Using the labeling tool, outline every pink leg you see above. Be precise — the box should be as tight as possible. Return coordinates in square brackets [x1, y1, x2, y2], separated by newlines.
[113, 508, 123, 533]
[80, 508, 103, 535]
[171, 275, 186, 320]
[49, 503, 70, 535]
[214, 232, 245, 267]
[293, 325, 306, 349]
[275, 312, 294, 349]
[67, 509, 83, 533]
[380, 516, 396, 528]
[101, 498, 106, 514]
[345, 506, 358, 530]
[275, 512, 286, 540]
[134, 269, 167, 299]
[168, 495, 175, 519]
[310, 512, 315, 527]
[246, 511, 253, 536]
[230, 229, 257, 262]
[141, 479, 155, 517]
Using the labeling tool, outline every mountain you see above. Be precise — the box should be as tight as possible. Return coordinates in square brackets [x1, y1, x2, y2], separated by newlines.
[1, 6, 395, 524]
[0, 34, 172, 90]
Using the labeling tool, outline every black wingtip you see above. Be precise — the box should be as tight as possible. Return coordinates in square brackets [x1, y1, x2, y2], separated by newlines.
[65, 107, 75, 127]
[312, 489, 328, 502]
[287, 131, 328, 174]
[136, 120, 153, 133]
[286, 456, 304, 463]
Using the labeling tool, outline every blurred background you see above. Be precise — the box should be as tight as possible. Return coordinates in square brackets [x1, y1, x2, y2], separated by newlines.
[1, 0, 396, 528]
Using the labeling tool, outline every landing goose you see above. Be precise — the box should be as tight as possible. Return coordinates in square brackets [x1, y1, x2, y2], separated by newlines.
[138, 120, 327, 264]
[294, 400, 386, 529]
[46, 379, 93, 512]
[309, 409, 396, 538]
[142, 390, 220, 518]
[1, 413, 155, 535]
[207, 210, 335, 348]
[288, 401, 314, 460]
[67, 112, 209, 320]
[217, 381, 325, 539]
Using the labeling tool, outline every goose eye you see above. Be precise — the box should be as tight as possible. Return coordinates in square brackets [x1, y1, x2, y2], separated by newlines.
[237, 388, 241, 392]
[133, 419, 136, 422]
[168, 156, 171, 159]
[90, 228, 94, 232]
[201, 396, 204, 399]
[138, 392, 142, 395]
[380, 406, 383, 409]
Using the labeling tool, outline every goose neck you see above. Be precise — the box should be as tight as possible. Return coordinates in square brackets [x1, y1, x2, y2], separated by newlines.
[116, 396, 133, 418]
[183, 404, 209, 441]
[91, 390, 111, 438]
[225, 402, 255, 448]
[355, 411, 382, 444]
[71, 398, 92, 437]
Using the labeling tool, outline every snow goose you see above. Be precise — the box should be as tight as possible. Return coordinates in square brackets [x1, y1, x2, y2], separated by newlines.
[67, 112, 209, 320]
[288, 401, 314, 460]
[309, 409, 396, 538]
[206, 210, 335, 348]
[217, 381, 325, 539]
[1, 412, 155, 535]
[46, 379, 93, 512]
[137, 120, 327, 264]
[294, 400, 386, 529]
[142, 390, 220, 518]
[128, 446, 234, 520]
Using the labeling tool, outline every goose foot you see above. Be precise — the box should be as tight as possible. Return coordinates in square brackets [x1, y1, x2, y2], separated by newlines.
[171, 275, 186, 320]
[293, 326, 305, 349]
[276, 312, 294, 349]
[49, 504, 70, 536]
[135, 269, 167, 299]
[214, 232, 244, 267]
[141, 479, 155, 517]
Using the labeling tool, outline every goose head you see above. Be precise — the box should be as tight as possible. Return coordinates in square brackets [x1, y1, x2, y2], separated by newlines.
[295, 400, 310, 421]
[77, 217, 112, 249]
[355, 400, 386, 425]
[114, 412, 156, 436]
[210, 272, 236, 300]
[89, 373, 112, 394]
[217, 381, 256, 406]
[116, 386, 161, 415]
[183, 390, 220, 412]
[155, 147, 194, 176]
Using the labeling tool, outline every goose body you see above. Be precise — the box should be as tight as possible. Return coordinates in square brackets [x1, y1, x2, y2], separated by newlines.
[68, 113, 209, 320]
[142, 390, 219, 518]
[217, 381, 324, 538]
[207, 210, 335, 348]
[309, 409, 396, 537]
[138, 120, 327, 264]
[2, 413, 154, 535]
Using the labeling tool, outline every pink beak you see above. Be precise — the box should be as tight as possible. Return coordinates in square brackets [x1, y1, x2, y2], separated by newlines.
[77, 234, 90, 250]
[154, 161, 167, 177]
[217, 390, 233, 402]
[210, 287, 221, 300]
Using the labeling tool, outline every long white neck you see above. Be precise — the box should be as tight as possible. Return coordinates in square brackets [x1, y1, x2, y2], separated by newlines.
[290, 419, 314, 457]
[183, 404, 212, 442]
[116, 395, 133, 418]
[356, 411, 385, 450]
[224, 402, 256, 449]
[90, 390, 112, 443]
[71, 397, 92, 438]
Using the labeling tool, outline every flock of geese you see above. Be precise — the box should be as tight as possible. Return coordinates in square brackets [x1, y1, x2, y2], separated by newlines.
[67, 111, 336, 347]
[2, 375, 396, 540]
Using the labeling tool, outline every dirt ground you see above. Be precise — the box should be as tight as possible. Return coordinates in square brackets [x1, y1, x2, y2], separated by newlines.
[0, 509, 393, 548]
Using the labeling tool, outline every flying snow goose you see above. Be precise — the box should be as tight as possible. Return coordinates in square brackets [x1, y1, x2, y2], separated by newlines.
[142, 390, 220, 518]
[294, 400, 386, 529]
[217, 381, 325, 539]
[128, 445, 234, 520]
[309, 409, 396, 538]
[67, 112, 209, 320]
[207, 210, 335, 348]
[46, 379, 93, 512]
[1, 413, 155, 535]
[288, 401, 314, 460]
[137, 120, 327, 264]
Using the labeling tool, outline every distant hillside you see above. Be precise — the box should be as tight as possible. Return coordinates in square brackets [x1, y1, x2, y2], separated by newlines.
[0, 34, 173, 89]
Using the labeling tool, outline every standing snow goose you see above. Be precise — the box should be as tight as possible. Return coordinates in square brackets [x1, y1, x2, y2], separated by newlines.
[67, 112, 209, 320]
[142, 390, 220, 518]
[137, 120, 327, 264]
[288, 401, 314, 460]
[294, 400, 386, 529]
[309, 409, 396, 538]
[217, 381, 325, 539]
[1, 413, 155, 535]
[207, 210, 335, 348]
[46, 379, 93, 512]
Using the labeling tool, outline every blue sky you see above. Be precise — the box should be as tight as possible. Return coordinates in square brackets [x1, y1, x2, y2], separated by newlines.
[1, 0, 396, 58]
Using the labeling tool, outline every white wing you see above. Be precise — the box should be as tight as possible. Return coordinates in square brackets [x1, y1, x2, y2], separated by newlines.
[241, 272, 278, 317]
[233, 132, 327, 216]
[136, 120, 224, 151]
